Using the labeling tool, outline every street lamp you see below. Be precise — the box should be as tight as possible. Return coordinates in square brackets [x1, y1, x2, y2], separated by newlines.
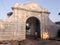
[26, 23, 30, 30]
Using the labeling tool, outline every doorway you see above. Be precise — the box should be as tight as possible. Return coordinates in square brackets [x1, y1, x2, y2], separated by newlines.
[26, 17, 41, 39]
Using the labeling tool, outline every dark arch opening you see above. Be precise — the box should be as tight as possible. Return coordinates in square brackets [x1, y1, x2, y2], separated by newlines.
[26, 17, 41, 39]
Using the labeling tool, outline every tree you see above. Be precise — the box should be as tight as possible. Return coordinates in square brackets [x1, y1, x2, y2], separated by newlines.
[55, 22, 60, 25]
[7, 12, 13, 17]
[58, 12, 60, 15]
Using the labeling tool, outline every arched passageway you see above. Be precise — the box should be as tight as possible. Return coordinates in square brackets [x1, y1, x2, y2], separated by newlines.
[26, 17, 41, 39]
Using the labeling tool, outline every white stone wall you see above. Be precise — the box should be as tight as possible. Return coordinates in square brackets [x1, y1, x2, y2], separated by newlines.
[42, 13, 60, 38]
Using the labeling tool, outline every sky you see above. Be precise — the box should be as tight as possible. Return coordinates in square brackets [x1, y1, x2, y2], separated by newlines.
[0, 0, 60, 22]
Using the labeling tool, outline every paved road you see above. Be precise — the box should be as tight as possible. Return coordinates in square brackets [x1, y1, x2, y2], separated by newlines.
[0, 38, 60, 45]
[19, 38, 60, 45]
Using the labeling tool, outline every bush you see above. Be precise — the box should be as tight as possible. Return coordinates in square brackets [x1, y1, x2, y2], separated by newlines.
[57, 29, 60, 37]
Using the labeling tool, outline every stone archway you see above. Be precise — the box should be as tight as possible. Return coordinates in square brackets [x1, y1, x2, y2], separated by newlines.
[26, 17, 41, 39]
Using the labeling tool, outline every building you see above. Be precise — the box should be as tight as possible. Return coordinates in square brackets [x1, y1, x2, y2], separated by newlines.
[0, 2, 60, 41]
